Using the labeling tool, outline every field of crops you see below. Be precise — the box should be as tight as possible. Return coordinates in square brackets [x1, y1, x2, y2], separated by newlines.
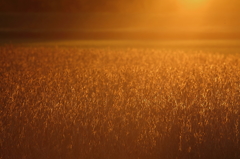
[1, 45, 240, 159]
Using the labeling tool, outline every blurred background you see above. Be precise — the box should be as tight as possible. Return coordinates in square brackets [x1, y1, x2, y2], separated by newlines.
[0, 0, 240, 46]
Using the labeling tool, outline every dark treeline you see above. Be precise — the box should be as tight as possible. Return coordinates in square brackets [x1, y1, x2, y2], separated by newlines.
[1, 0, 240, 14]
[0, 0, 148, 12]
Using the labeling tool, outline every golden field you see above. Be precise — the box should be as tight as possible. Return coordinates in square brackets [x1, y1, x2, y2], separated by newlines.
[1, 45, 240, 159]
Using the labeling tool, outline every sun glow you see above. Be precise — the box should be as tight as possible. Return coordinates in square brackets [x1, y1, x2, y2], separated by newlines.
[182, 0, 204, 4]
[178, 0, 209, 11]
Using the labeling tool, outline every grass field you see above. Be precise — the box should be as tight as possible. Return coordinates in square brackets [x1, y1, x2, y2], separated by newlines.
[1, 45, 240, 159]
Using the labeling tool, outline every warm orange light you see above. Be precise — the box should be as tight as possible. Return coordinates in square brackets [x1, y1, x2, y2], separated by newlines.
[182, 0, 204, 4]
[178, 0, 209, 12]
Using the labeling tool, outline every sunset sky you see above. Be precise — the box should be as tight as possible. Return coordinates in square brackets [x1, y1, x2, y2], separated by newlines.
[0, 0, 240, 40]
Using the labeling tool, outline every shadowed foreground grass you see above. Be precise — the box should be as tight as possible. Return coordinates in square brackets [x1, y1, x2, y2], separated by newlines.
[1, 46, 240, 159]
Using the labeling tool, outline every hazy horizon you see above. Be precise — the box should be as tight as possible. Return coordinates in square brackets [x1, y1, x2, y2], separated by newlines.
[1, 0, 240, 43]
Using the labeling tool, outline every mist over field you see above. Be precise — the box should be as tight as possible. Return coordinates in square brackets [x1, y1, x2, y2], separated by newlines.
[1, 13, 240, 42]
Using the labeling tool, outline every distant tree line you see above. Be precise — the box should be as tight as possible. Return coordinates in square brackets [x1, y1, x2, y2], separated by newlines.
[0, 0, 239, 14]
[0, 0, 146, 12]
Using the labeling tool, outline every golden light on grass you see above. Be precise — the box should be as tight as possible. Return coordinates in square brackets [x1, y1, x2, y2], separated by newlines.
[1, 46, 240, 159]
[1, 1, 240, 159]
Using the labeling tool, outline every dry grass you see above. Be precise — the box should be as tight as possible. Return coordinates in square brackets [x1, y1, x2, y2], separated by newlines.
[1, 45, 240, 159]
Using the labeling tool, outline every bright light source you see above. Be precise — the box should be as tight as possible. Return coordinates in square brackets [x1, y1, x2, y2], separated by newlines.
[178, 0, 209, 11]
